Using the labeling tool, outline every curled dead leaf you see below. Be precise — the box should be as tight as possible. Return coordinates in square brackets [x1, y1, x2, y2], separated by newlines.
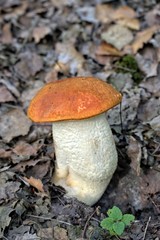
[117, 18, 140, 30]
[32, 26, 51, 43]
[95, 4, 113, 23]
[96, 42, 123, 56]
[23, 176, 44, 192]
[131, 26, 159, 54]
[112, 5, 137, 20]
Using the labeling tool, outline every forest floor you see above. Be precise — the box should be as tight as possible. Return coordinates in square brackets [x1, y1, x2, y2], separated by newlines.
[0, 0, 160, 239]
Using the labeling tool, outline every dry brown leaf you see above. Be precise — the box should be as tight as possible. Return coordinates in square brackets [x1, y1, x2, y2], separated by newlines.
[96, 42, 123, 56]
[0, 149, 12, 159]
[131, 26, 159, 54]
[24, 176, 44, 192]
[96, 5, 137, 25]
[117, 18, 140, 30]
[38, 228, 53, 239]
[95, 4, 113, 23]
[32, 26, 51, 43]
[0, 86, 15, 103]
[27, 161, 50, 180]
[1, 23, 13, 44]
[11, 159, 41, 172]
[12, 141, 37, 163]
[54, 226, 69, 240]
[112, 5, 136, 20]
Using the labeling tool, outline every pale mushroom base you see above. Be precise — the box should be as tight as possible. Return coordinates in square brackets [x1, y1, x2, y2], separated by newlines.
[52, 113, 118, 206]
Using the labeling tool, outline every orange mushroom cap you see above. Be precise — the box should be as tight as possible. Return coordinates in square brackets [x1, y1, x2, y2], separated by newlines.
[27, 77, 122, 122]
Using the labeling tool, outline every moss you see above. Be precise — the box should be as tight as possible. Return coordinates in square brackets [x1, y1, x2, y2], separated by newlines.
[114, 55, 144, 84]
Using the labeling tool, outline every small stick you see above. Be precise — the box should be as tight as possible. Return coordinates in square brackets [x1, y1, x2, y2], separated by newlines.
[27, 214, 72, 226]
[142, 216, 151, 240]
[120, 101, 124, 132]
[81, 207, 99, 239]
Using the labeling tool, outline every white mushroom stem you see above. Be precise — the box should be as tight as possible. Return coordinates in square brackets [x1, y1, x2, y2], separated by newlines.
[52, 113, 117, 206]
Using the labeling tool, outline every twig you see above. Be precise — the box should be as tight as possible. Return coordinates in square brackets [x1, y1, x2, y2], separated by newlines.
[2, 236, 9, 240]
[27, 214, 72, 226]
[81, 207, 99, 239]
[120, 101, 124, 132]
[151, 166, 160, 172]
[114, 65, 136, 73]
[142, 216, 151, 240]
[0, 166, 11, 173]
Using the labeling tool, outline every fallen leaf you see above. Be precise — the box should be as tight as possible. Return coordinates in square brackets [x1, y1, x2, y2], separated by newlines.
[45, 67, 59, 83]
[32, 26, 51, 43]
[56, 43, 85, 74]
[0, 85, 15, 103]
[112, 5, 137, 20]
[96, 5, 137, 25]
[23, 176, 44, 192]
[147, 115, 160, 132]
[1, 1, 28, 20]
[15, 52, 43, 79]
[108, 81, 141, 126]
[140, 75, 160, 95]
[11, 159, 42, 172]
[38, 227, 53, 239]
[1, 23, 13, 44]
[0, 78, 20, 98]
[145, 4, 160, 27]
[127, 136, 142, 176]
[101, 24, 133, 50]
[12, 141, 37, 163]
[0, 108, 31, 142]
[112, 169, 160, 210]
[117, 18, 140, 30]
[19, 232, 40, 240]
[96, 42, 123, 56]
[0, 206, 14, 238]
[51, 0, 75, 8]
[26, 161, 50, 180]
[54, 226, 69, 240]
[0, 181, 21, 202]
[8, 226, 31, 239]
[131, 26, 159, 54]
[135, 47, 158, 78]
[137, 97, 160, 122]
[95, 4, 113, 23]
[76, 6, 97, 23]
[21, 80, 44, 108]
[0, 148, 12, 159]
[1, 0, 20, 8]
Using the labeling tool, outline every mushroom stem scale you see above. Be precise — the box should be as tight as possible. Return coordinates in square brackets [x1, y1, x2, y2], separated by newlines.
[52, 113, 117, 206]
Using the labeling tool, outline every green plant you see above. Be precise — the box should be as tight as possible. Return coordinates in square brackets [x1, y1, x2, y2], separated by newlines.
[114, 55, 143, 84]
[100, 206, 135, 237]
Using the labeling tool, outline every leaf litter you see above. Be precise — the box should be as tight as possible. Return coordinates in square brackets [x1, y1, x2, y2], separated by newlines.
[0, 0, 160, 239]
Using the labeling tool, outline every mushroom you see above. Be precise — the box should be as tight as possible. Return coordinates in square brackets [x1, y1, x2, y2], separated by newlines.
[27, 77, 122, 206]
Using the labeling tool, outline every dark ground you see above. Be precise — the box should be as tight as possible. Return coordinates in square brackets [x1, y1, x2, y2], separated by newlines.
[0, 0, 160, 239]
